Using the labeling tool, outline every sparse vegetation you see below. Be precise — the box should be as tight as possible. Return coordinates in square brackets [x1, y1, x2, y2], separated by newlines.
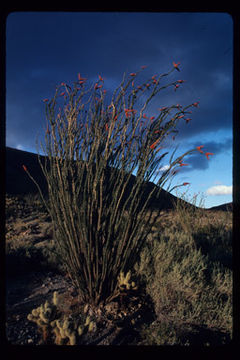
[134, 192, 232, 345]
[6, 191, 232, 345]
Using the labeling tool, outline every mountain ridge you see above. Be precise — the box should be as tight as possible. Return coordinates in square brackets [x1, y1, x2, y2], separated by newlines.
[5, 147, 232, 211]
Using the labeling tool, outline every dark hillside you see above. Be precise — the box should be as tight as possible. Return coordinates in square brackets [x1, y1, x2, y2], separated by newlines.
[6, 146, 231, 212]
[208, 202, 233, 212]
[6, 147, 48, 196]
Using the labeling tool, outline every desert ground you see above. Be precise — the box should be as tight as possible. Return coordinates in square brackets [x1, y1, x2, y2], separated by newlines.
[5, 191, 232, 346]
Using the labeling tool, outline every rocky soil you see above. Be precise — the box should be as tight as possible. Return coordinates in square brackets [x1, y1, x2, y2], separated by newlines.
[5, 194, 155, 345]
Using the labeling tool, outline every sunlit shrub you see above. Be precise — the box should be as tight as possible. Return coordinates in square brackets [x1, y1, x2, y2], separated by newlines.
[24, 63, 208, 306]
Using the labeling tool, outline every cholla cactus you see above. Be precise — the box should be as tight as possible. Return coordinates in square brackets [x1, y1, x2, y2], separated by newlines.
[51, 316, 78, 345]
[88, 321, 96, 333]
[28, 291, 98, 345]
[27, 292, 60, 343]
[51, 314, 97, 345]
[118, 270, 138, 291]
[52, 291, 59, 307]
[27, 300, 57, 342]
[84, 316, 97, 333]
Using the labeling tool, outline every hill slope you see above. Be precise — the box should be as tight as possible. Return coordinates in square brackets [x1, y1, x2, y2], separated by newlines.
[6, 146, 231, 212]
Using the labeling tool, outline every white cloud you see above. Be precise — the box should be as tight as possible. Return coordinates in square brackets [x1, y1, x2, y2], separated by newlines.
[206, 185, 232, 196]
[16, 144, 24, 150]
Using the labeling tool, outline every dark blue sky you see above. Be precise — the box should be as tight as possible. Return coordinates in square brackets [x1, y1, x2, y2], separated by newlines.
[6, 12, 233, 207]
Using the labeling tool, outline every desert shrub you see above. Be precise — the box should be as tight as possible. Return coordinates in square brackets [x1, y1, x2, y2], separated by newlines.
[172, 190, 206, 233]
[194, 225, 232, 268]
[23, 64, 210, 306]
[135, 226, 232, 344]
[140, 320, 186, 345]
[136, 231, 208, 318]
[172, 190, 232, 268]
[6, 241, 61, 277]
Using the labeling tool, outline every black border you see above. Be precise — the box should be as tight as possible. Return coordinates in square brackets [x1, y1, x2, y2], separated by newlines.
[1, 5, 239, 358]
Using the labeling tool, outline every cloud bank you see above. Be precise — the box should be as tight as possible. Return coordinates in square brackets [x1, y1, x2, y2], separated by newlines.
[206, 185, 232, 196]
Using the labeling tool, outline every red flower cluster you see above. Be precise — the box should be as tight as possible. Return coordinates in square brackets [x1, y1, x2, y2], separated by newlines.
[205, 152, 214, 160]
[178, 160, 188, 167]
[124, 109, 137, 118]
[196, 145, 204, 153]
[192, 102, 199, 107]
[78, 73, 87, 85]
[173, 61, 180, 71]
[94, 83, 103, 90]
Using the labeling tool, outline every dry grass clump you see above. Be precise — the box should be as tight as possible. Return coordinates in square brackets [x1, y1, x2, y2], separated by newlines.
[135, 193, 232, 345]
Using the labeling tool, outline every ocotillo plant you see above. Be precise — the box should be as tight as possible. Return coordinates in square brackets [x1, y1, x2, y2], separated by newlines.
[25, 63, 211, 306]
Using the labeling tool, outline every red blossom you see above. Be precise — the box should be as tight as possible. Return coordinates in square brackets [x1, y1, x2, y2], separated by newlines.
[150, 116, 155, 121]
[196, 145, 204, 153]
[183, 182, 190, 186]
[60, 92, 65, 96]
[22, 165, 27, 172]
[94, 83, 103, 90]
[150, 138, 160, 149]
[78, 73, 86, 81]
[173, 61, 180, 71]
[145, 83, 150, 88]
[185, 118, 191, 124]
[130, 72, 137, 76]
[98, 75, 104, 81]
[205, 152, 214, 160]
[178, 160, 188, 167]
[128, 109, 137, 113]
[177, 80, 186, 83]
[174, 84, 180, 91]
[43, 99, 49, 103]
[143, 114, 148, 119]
[124, 109, 137, 118]
[192, 102, 200, 107]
